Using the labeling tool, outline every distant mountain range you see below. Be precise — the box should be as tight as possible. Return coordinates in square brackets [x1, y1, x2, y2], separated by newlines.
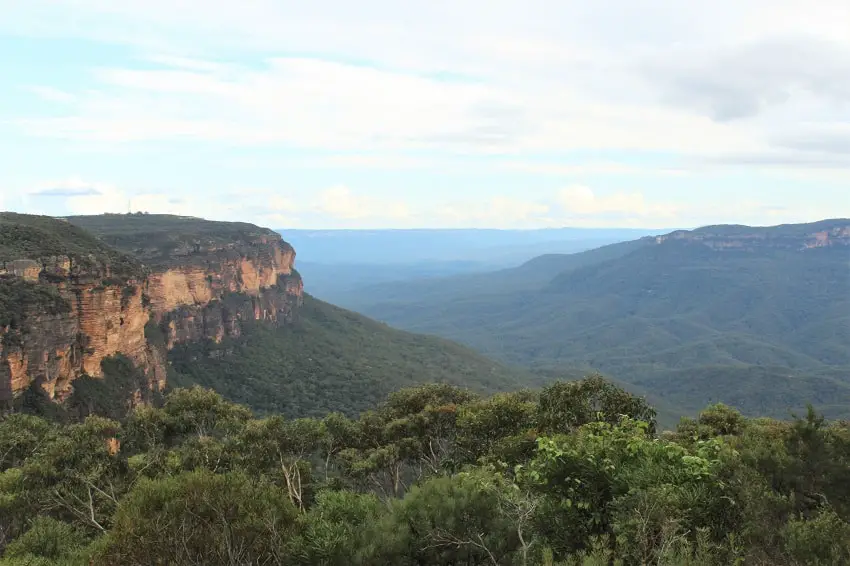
[279, 227, 665, 304]
[351, 219, 850, 419]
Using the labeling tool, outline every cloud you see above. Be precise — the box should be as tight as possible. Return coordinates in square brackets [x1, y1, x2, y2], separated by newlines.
[433, 187, 687, 229]
[12, 54, 769, 158]
[30, 187, 103, 197]
[27, 178, 113, 200]
[28, 86, 76, 103]
[644, 36, 850, 122]
[316, 186, 410, 221]
[769, 124, 850, 156]
[10, 1, 850, 168]
[10, 175, 843, 230]
[25, 178, 229, 218]
[501, 161, 691, 177]
[556, 186, 678, 218]
[437, 196, 551, 228]
[3, 0, 850, 228]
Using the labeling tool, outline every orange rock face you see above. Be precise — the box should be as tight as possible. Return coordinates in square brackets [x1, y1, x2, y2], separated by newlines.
[1, 238, 300, 404]
[0, 283, 160, 402]
[146, 269, 215, 313]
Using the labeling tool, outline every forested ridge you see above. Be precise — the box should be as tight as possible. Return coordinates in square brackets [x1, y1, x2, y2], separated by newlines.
[356, 223, 850, 419]
[2, 377, 849, 565]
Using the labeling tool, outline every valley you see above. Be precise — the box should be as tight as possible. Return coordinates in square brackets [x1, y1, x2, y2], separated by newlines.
[352, 219, 850, 419]
[2, 212, 849, 566]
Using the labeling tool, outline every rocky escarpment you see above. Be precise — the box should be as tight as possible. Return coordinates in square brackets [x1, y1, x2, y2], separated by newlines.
[654, 219, 850, 251]
[147, 238, 303, 349]
[0, 254, 161, 402]
[0, 213, 302, 405]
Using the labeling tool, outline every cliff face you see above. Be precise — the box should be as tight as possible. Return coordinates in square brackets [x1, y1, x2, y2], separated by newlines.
[150, 241, 303, 349]
[0, 233, 302, 404]
[654, 221, 850, 251]
[0, 257, 158, 401]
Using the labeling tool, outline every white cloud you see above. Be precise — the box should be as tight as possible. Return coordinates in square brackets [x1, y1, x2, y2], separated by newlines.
[437, 196, 551, 228]
[501, 161, 691, 177]
[11, 176, 843, 229]
[556, 185, 680, 219]
[3, 0, 849, 227]
[317, 186, 410, 221]
[316, 155, 431, 169]
[22, 178, 232, 219]
[27, 86, 76, 103]
[14, 57, 765, 156]
[6, 0, 850, 174]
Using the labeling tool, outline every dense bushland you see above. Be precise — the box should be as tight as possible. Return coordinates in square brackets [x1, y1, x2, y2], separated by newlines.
[1, 376, 849, 565]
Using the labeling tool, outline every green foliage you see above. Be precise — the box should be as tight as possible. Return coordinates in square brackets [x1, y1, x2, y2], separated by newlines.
[68, 213, 291, 269]
[65, 355, 159, 421]
[0, 279, 70, 333]
[2, 377, 849, 566]
[361, 470, 521, 566]
[537, 374, 657, 434]
[161, 386, 252, 437]
[784, 509, 850, 565]
[94, 470, 298, 565]
[169, 294, 538, 418]
[0, 212, 142, 279]
[290, 490, 383, 565]
[3, 518, 83, 563]
[356, 222, 850, 420]
[455, 390, 538, 465]
[0, 415, 54, 471]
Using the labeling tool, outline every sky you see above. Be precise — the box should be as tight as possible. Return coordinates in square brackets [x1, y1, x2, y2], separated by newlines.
[1, 0, 849, 229]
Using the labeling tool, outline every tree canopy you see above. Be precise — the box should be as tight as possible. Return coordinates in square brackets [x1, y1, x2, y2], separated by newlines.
[2, 377, 849, 565]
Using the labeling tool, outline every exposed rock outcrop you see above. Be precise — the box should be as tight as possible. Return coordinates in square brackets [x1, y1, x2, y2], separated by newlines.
[0, 229, 301, 404]
[654, 221, 850, 251]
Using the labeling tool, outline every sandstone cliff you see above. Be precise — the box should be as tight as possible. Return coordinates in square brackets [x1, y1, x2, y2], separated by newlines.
[0, 214, 302, 405]
[653, 220, 850, 251]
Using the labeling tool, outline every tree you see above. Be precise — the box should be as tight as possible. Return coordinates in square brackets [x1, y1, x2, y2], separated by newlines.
[523, 417, 734, 561]
[289, 490, 383, 566]
[93, 470, 298, 566]
[19, 416, 128, 534]
[0, 414, 54, 471]
[361, 470, 522, 566]
[2, 517, 88, 565]
[455, 390, 537, 466]
[784, 509, 850, 566]
[537, 375, 656, 435]
[236, 416, 323, 510]
[162, 386, 252, 438]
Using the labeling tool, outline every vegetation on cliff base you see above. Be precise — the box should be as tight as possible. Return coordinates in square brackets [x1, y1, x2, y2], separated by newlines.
[2, 377, 850, 565]
[169, 294, 539, 418]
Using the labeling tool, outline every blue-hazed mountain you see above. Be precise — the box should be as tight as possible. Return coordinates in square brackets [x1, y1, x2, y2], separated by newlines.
[279, 227, 665, 305]
[355, 219, 850, 419]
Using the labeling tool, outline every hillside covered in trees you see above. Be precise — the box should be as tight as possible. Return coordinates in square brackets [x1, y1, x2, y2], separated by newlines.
[167, 294, 540, 418]
[2, 378, 849, 565]
[354, 220, 850, 419]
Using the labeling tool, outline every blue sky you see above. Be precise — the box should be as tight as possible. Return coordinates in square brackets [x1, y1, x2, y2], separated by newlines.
[1, 0, 849, 229]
